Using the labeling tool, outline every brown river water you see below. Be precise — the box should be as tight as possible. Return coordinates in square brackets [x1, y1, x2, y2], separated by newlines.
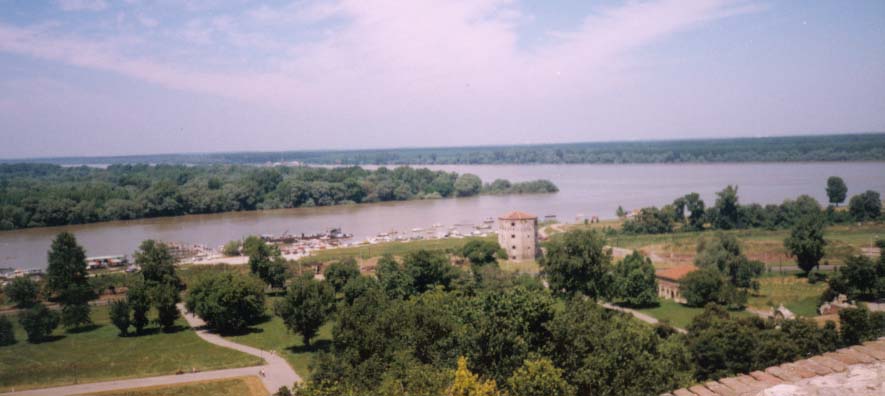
[2, 162, 884, 269]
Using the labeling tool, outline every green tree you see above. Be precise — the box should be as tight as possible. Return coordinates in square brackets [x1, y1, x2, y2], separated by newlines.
[185, 272, 266, 333]
[461, 240, 503, 267]
[453, 174, 482, 197]
[784, 216, 827, 274]
[684, 193, 706, 231]
[540, 230, 612, 298]
[152, 283, 180, 332]
[838, 306, 881, 346]
[0, 315, 14, 346]
[222, 240, 242, 256]
[109, 299, 130, 336]
[849, 190, 882, 221]
[825, 255, 882, 301]
[404, 250, 458, 293]
[712, 185, 740, 230]
[324, 258, 361, 293]
[18, 303, 59, 343]
[61, 301, 92, 329]
[127, 279, 151, 335]
[46, 232, 88, 297]
[615, 205, 626, 218]
[695, 234, 763, 291]
[274, 274, 336, 346]
[680, 268, 727, 307]
[3, 277, 39, 308]
[135, 240, 180, 288]
[375, 255, 414, 300]
[507, 358, 574, 396]
[446, 356, 502, 396]
[246, 236, 289, 289]
[826, 176, 847, 206]
[612, 251, 658, 307]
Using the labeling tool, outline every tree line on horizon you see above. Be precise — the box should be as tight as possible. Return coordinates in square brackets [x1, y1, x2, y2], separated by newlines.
[5, 133, 883, 166]
[0, 164, 557, 230]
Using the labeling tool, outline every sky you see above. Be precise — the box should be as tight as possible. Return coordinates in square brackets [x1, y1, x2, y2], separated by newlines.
[0, 0, 883, 159]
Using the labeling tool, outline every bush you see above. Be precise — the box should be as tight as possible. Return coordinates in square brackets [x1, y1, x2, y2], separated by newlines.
[839, 306, 884, 346]
[223, 240, 242, 256]
[152, 283, 180, 332]
[0, 315, 14, 346]
[323, 258, 361, 293]
[680, 268, 726, 307]
[109, 299, 130, 336]
[3, 277, 39, 308]
[127, 281, 151, 335]
[185, 272, 266, 333]
[61, 303, 92, 329]
[849, 190, 882, 221]
[18, 303, 59, 342]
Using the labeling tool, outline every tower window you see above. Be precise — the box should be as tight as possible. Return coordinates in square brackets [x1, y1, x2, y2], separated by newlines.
[511, 222, 515, 227]
[511, 234, 515, 238]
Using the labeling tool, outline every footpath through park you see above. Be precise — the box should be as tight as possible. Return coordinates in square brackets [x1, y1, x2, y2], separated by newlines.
[1, 305, 300, 396]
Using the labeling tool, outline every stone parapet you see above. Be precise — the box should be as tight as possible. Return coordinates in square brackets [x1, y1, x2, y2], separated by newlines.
[662, 338, 885, 396]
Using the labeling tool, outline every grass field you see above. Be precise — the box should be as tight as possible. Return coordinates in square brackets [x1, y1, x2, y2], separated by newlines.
[224, 299, 333, 380]
[0, 306, 262, 393]
[748, 276, 827, 317]
[77, 376, 267, 396]
[563, 221, 884, 269]
[635, 299, 753, 329]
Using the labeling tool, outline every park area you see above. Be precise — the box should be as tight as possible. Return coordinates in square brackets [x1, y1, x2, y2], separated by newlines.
[0, 306, 261, 393]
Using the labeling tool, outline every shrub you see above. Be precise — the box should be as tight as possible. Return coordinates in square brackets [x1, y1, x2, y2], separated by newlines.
[18, 303, 59, 343]
[3, 277, 39, 308]
[0, 315, 14, 346]
[323, 258, 361, 293]
[61, 303, 92, 329]
[109, 299, 130, 336]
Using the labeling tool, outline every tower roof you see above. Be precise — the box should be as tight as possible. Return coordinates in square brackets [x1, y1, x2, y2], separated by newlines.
[499, 211, 538, 220]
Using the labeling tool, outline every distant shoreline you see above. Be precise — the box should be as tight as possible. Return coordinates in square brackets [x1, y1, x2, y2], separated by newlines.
[3, 133, 884, 166]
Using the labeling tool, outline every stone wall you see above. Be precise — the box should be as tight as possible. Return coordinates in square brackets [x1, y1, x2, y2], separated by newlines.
[663, 338, 885, 396]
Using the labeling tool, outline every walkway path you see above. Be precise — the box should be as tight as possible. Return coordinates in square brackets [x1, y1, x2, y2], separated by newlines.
[177, 304, 301, 392]
[600, 302, 688, 334]
[1, 305, 300, 396]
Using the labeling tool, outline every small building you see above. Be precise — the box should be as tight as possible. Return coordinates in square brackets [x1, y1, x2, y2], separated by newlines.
[655, 264, 698, 304]
[498, 211, 539, 261]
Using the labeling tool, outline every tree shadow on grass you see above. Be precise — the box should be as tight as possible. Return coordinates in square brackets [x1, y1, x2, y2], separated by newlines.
[287, 339, 331, 355]
[30, 334, 66, 344]
[65, 324, 103, 334]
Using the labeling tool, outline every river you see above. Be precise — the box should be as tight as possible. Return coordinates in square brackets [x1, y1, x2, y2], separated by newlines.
[2, 162, 884, 269]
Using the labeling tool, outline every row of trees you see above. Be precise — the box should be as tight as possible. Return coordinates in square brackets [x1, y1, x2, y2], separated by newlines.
[621, 180, 881, 235]
[0, 164, 556, 230]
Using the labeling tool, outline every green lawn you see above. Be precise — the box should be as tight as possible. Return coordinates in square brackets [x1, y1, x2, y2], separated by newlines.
[636, 299, 752, 329]
[748, 276, 827, 317]
[0, 306, 262, 393]
[78, 376, 267, 396]
[224, 299, 333, 380]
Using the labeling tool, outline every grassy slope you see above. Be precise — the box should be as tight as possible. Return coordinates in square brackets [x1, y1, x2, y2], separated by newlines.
[223, 299, 333, 380]
[0, 306, 262, 392]
[77, 376, 267, 396]
[748, 276, 827, 317]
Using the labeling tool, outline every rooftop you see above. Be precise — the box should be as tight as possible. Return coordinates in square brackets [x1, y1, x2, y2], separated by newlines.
[655, 264, 699, 282]
[499, 211, 538, 220]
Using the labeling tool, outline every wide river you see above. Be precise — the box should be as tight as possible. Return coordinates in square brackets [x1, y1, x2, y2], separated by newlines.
[2, 162, 884, 269]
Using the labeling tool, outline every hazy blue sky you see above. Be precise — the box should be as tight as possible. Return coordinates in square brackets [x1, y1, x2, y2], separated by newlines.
[0, 0, 883, 158]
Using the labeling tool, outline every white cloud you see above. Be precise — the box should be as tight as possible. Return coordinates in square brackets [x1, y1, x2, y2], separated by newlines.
[56, 0, 108, 12]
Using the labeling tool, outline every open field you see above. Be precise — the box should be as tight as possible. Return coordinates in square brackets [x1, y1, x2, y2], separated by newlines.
[223, 299, 333, 380]
[636, 299, 753, 329]
[77, 376, 267, 396]
[0, 306, 262, 393]
[748, 276, 828, 317]
[563, 221, 885, 269]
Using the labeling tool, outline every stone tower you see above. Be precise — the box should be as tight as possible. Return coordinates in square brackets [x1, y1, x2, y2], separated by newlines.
[498, 211, 539, 260]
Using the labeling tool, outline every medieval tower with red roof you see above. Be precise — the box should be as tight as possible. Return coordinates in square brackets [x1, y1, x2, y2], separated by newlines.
[498, 211, 539, 261]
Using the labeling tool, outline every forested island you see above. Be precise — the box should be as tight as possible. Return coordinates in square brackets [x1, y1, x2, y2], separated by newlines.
[0, 164, 557, 230]
[5, 133, 884, 166]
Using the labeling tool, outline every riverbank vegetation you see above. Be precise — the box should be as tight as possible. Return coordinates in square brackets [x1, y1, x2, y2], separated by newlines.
[0, 164, 556, 230]
[9, 133, 885, 166]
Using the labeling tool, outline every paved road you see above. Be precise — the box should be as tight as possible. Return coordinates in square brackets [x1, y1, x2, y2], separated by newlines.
[1, 305, 300, 396]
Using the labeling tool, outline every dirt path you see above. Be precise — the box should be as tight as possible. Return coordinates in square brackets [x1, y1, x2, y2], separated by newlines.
[599, 302, 688, 334]
[1, 306, 300, 396]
